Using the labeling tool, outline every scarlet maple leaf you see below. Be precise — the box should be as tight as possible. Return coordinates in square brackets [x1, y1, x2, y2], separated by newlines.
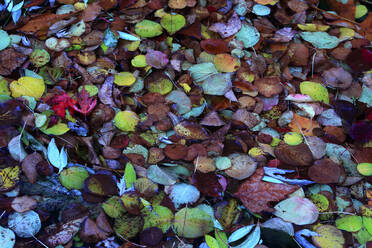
[50, 93, 77, 118]
[72, 87, 97, 116]
[234, 168, 299, 213]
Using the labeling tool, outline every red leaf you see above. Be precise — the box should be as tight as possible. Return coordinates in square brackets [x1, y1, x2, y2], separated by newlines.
[234, 168, 299, 213]
[72, 87, 97, 116]
[50, 93, 77, 118]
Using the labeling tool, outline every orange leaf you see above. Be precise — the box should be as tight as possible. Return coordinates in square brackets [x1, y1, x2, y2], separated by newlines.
[288, 114, 320, 136]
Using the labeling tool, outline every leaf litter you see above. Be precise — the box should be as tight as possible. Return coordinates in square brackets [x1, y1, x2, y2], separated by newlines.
[0, 0, 372, 247]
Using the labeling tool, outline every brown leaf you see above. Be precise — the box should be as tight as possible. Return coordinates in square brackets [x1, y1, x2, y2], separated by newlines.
[308, 158, 345, 184]
[201, 111, 225, 126]
[322, 67, 353, 89]
[19, 12, 77, 36]
[200, 39, 229, 54]
[254, 77, 283, 98]
[164, 144, 188, 160]
[274, 142, 313, 167]
[22, 152, 43, 184]
[324, 0, 355, 20]
[234, 168, 299, 213]
[0, 48, 27, 76]
[232, 109, 260, 128]
[174, 121, 209, 140]
[80, 217, 110, 243]
[11, 196, 37, 213]
[82, 2, 102, 22]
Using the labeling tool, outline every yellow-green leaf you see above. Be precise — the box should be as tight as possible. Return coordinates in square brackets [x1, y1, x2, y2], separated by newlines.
[357, 163, 372, 176]
[114, 72, 136, 86]
[135, 20, 163, 38]
[40, 122, 70, 135]
[300, 81, 329, 104]
[113, 110, 139, 132]
[160, 13, 186, 35]
[124, 162, 136, 189]
[10, 77, 45, 100]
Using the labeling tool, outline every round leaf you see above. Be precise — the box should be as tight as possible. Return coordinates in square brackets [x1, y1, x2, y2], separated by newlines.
[10, 77, 45, 100]
[113, 110, 139, 132]
[59, 166, 89, 190]
[357, 163, 372, 176]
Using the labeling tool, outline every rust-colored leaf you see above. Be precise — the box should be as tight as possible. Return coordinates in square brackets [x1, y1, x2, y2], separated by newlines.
[234, 168, 299, 213]
[288, 114, 320, 136]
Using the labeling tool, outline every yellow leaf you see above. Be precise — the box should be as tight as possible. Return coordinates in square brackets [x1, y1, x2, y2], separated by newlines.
[114, 72, 136, 86]
[10, 77, 45, 100]
[297, 24, 330, 32]
[339, 28, 355, 39]
[0, 166, 20, 192]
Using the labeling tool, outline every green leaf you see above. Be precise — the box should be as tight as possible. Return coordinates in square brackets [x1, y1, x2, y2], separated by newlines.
[143, 205, 174, 233]
[336, 215, 363, 232]
[205, 234, 220, 248]
[40, 122, 70, 135]
[173, 206, 214, 238]
[59, 166, 89, 190]
[124, 162, 136, 189]
[215, 229, 228, 248]
[161, 13, 186, 35]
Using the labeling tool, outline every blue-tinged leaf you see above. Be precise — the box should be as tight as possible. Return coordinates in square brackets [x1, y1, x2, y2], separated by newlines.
[228, 225, 254, 243]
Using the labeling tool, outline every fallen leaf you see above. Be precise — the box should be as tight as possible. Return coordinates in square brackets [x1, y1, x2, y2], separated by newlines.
[234, 168, 299, 213]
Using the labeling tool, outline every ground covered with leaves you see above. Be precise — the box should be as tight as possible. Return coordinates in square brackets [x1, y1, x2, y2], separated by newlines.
[0, 0, 372, 247]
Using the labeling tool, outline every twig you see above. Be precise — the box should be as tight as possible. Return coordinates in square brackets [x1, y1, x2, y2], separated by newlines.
[309, 5, 360, 25]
